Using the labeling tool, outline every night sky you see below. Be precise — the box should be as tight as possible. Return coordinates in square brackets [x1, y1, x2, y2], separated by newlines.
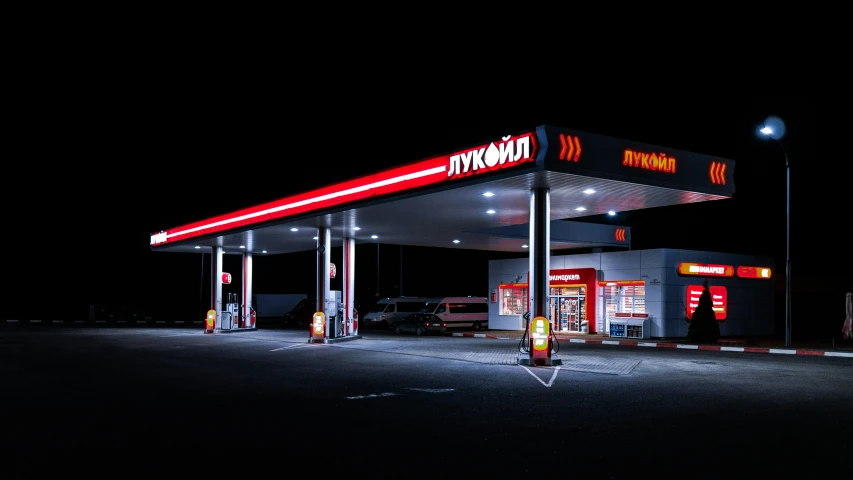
[10, 96, 839, 338]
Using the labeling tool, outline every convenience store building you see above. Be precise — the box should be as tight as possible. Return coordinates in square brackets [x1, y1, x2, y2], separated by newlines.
[489, 248, 775, 339]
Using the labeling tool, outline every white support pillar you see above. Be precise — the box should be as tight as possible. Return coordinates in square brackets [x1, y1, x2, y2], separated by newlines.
[242, 252, 253, 328]
[343, 237, 356, 335]
[211, 246, 223, 329]
[316, 227, 331, 336]
[528, 188, 551, 321]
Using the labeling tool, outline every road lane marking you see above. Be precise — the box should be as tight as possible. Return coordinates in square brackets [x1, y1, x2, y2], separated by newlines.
[270, 344, 313, 352]
[346, 392, 399, 400]
[404, 388, 455, 393]
[521, 365, 561, 387]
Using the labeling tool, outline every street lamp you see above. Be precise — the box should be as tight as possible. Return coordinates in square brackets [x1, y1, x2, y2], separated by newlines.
[758, 116, 791, 347]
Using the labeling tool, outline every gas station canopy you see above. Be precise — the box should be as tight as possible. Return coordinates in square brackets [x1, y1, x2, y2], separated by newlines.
[150, 125, 735, 255]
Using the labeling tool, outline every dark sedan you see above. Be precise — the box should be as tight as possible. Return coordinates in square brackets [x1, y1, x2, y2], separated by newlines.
[393, 313, 446, 336]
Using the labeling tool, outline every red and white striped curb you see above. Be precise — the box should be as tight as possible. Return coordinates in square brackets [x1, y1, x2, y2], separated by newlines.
[565, 338, 853, 357]
[449, 332, 853, 358]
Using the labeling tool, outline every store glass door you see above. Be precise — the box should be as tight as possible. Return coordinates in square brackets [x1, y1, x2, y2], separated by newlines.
[549, 287, 586, 333]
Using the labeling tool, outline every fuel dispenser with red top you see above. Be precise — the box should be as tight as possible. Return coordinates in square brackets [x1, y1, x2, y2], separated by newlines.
[214, 293, 257, 332]
[309, 290, 360, 343]
[517, 312, 562, 366]
[310, 312, 325, 343]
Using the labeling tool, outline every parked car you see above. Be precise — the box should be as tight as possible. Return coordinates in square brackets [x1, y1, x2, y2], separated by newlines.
[417, 297, 489, 330]
[282, 298, 316, 327]
[363, 297, 430, 329]
[393, 313, 446, 336]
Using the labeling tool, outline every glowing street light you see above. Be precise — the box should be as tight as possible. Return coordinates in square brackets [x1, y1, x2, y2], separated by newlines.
[758, 116, 791, 347]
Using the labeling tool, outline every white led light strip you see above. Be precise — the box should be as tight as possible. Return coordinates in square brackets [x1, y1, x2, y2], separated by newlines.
[168, 165, 448, 240]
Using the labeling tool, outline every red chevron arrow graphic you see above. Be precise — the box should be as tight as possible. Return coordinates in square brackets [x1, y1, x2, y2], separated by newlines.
[710, 162, 719, 184]
[566, 135, 575, 161]
[572, 136, 581, 162]
[558, 134, 583, 162]
[718, 162, 726, 185]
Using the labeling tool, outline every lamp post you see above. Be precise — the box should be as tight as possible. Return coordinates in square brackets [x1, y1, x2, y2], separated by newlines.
[759, 117, 791, 347]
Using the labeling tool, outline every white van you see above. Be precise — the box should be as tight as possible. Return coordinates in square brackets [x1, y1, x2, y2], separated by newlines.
[363, 297, 430, 329]
[419, 297, 489, 330]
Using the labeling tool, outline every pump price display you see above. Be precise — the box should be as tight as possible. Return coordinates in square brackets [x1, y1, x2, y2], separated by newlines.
[312, 312, 326, 336]
[531, 316, 550, 351]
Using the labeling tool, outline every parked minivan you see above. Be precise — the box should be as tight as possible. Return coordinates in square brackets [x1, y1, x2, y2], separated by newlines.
[417, 297, 489, 330]
[363, 297, 430, 329]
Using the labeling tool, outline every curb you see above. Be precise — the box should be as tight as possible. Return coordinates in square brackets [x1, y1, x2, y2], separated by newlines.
[3, 319, 203, 326]
[448, 332, 853, 358]
[450, 332, 502, 340]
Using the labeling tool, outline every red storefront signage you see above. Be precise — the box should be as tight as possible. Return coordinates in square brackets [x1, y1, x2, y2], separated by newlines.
[677, 262, 734, 278]
[221, 272, 232, 284]
[500, 268, 599, 333]
[549, 268, 598, 334]
[329, 263, 336, 278]
[686, 285, 727, 320]
[737, 266, 772, 279]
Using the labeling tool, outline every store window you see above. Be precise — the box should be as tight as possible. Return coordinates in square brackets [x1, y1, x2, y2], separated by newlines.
[499, 284, 528, 315]
[603, 283, 646, 315]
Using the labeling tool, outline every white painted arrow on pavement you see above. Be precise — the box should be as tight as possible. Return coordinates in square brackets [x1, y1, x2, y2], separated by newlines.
[521, 365, 561, 387]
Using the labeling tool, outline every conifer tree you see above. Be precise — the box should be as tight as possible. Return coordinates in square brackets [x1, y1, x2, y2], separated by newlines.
[687, 279, 720, 343]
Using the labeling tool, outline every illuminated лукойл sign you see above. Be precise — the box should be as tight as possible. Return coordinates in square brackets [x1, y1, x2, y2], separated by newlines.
[447, 133, 535, 179]
[623, 149, 676, 173]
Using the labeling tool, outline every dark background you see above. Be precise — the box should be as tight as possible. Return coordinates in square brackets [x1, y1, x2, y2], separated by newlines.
[7, 96, 840, 340]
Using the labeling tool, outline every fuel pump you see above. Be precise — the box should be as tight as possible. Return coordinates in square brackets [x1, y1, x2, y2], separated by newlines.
[225, 293, 240, 330]
[529, 316, 551, 366]
[518, 311, 560, 366]
[324, 291, 343, 338]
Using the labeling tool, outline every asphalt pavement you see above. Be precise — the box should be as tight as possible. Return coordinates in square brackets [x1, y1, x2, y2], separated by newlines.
[3, 325, 852, 478]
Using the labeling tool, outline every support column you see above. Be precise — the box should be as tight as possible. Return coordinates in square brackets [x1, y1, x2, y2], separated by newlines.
[343, 237, 356, 335]
[211, 246, 223, 329]
[316, 227, 331, 336]
[242, 252, 253, 328]
[528, 188, 551, 320]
